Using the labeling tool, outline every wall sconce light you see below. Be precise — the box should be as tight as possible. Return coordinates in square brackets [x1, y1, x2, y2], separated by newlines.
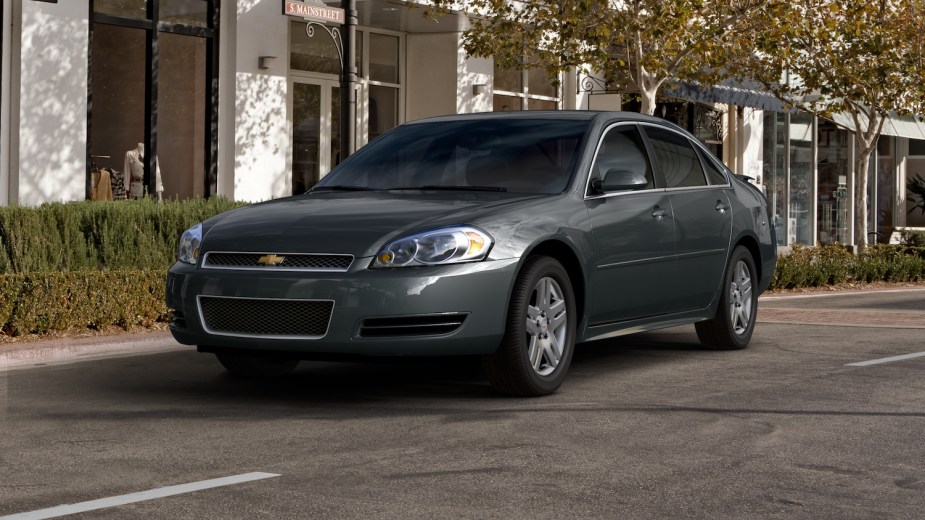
[258, 56, 277, 70]
[472, 84, 487, 95]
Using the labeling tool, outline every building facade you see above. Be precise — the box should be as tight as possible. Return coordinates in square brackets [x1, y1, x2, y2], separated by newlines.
[1, 0, 923, 246]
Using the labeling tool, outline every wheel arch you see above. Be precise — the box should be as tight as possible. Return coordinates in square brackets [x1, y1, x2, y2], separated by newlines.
[733, 233, 763, 286]
[521, 239, 587, 323]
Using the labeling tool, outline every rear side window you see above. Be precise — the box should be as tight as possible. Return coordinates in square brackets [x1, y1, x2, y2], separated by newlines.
[697, 147, 729, 185]
[590, 125, 654, 191]
[644, 126, 707, 188]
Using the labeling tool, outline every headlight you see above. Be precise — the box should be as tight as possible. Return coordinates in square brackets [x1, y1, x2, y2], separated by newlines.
[372, 226, 493, 268]
[177, 223, 202, 265]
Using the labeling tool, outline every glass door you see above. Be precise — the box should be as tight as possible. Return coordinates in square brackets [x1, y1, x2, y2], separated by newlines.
[290, 78, 340, 195]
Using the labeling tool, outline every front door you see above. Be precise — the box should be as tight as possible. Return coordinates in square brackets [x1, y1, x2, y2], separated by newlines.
[585, 124, 678, 325]
[290, 78, 340, 194]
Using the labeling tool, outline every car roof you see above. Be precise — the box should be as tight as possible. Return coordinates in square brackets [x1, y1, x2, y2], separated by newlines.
[406, 111, 675, 126]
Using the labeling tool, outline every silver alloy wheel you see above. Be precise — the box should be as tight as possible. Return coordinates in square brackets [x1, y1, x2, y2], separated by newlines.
[729, 260, 753, 335]
[524, 276, 568, 376]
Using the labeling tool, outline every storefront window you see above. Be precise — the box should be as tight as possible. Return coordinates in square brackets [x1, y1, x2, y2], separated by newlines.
[789, 113, 814, 245]
[762, 112, 788, 245]
[158, 32, 207, 199]
[816, 120, 851, 244]
[527, 67, 556, 98]
[907, 139, 925, 227]
[291, 20, 341, 75]
[89, 23, 146, 200]
[874, 137, 895, 242]
[492, 60, 559, 111]
[160, 0, 209, 27]
[369, 85, 398, 141]
[89, 1, 217, 200]
[492, 95, 522, 111]
[369, 33, 399, 84]
[494, 66, 522, 92]
[292, 83, 321, 194]
[94, 0, 148, 19]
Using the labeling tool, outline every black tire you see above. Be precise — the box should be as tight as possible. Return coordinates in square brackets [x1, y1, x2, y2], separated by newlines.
[215, 352, 300, 378]
[483, 256, 577, 396]
[695, 246, 758, 350]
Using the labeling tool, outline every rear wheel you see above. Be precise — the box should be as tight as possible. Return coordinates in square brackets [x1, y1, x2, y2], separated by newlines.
[214, 352, 300, 378]
[695, 246, 757, 350]
[483, 256, 576, 396]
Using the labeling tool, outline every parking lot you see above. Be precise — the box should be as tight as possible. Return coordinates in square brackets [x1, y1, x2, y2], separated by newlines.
[2, 288, 924, 519]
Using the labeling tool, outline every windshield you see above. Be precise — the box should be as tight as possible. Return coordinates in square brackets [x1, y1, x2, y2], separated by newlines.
[314, 119, 589, 194]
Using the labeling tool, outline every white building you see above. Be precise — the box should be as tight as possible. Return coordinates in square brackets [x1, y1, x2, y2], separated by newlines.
[2, 0, 923, 246]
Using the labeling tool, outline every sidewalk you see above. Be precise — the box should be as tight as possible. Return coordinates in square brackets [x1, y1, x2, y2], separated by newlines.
[0, 331, 184, 371]
[2, 285, 923, 371]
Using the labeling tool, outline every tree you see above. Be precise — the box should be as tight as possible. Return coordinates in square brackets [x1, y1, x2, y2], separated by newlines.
[427, 0, 778, 115]
[747, 0, 925, 249]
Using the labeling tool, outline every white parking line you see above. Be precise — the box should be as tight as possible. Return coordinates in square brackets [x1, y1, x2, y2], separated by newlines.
[0, 472, 280, 520]
[846, 352, 925, 367]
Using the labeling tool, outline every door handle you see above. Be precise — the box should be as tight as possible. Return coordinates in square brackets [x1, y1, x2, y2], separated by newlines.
[715, 200, 730, 214]
[652, 207, 670, 221]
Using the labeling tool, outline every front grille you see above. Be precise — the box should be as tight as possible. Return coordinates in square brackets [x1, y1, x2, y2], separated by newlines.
[359, 313, 467, 337]
[199, 296, 334, 338]
[203, 252, 353, 271]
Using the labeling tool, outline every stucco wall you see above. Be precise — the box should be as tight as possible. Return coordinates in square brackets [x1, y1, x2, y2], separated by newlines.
[232, 0, 290, 202]
[15, 0, 89, 206]
[406, 33, 458, 121]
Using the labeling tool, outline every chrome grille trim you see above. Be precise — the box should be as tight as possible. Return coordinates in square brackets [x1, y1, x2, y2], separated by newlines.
[201, 251, 354, 272]
[196, 295, 334, 340]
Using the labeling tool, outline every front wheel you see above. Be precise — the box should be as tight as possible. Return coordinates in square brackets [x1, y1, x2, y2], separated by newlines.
[214, 352, 300, 378]
[483, 256, 577, 396]
[695, 246, 758, 350]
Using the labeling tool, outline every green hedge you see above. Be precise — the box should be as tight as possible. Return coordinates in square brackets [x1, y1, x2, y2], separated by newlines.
[1, 198, 924, 337]
[770, 244, 925, 289]
[0, 198, 243, 274]
[0, 270, 168, 336]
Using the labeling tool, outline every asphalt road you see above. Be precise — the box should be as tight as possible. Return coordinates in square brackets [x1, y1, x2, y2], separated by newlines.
[2, 289, 924, 519]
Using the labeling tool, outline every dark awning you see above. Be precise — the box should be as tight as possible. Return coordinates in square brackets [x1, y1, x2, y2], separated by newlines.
[664, 79, 793, 112]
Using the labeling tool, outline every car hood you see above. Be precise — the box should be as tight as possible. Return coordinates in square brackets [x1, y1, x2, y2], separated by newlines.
[200, 191, 543, 258]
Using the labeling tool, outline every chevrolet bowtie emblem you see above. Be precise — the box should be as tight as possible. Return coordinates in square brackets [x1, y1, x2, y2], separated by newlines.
[257, 254, 286, 266]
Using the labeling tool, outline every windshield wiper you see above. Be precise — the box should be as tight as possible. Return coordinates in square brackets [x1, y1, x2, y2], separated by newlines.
[388, 185, 508, 192]
[309, 185, 375, 192]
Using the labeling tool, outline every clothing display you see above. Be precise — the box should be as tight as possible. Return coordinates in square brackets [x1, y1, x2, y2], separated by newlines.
[93, 169, 114, 201]
[124, 143, 164, 199]
[110, 169, 127, 200]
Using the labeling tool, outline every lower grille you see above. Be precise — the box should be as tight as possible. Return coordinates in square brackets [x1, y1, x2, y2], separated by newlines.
[199, 296, 334, 338]
[359, 313, 467, 337]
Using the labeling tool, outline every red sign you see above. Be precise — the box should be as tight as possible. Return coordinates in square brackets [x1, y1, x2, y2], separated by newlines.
[284, 0, 345, 24]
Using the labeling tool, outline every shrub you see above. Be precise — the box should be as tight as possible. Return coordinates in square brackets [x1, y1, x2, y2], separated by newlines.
[0, 270, 168, 336]
[769, 244, 925, 290]
[0, 198, 243, 274]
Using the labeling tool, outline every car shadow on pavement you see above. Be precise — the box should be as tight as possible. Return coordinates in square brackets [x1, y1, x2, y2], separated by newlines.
[90, 326, 712, 411]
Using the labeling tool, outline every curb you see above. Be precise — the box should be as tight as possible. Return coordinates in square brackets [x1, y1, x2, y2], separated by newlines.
[0, 331, 187, 371]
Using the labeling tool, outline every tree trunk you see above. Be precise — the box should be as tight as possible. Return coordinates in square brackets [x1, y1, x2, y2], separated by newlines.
[639, 87, 657, 116]
[854, 143, 873, 251]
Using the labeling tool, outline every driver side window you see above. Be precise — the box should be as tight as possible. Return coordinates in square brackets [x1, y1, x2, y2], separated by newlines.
[589, 126, 654, 194]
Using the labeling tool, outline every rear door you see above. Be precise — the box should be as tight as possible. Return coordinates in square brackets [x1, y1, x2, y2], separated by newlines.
[585, 123, 677, 325]
[641, 124, 732, 312]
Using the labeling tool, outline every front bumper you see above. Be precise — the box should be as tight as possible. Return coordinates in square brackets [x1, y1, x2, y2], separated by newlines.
[166, 257, 519, 356]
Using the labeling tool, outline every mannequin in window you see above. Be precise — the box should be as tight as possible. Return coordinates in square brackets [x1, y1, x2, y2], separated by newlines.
[124, 143, 164, 200]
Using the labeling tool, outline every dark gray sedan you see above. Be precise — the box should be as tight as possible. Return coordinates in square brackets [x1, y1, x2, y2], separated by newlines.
[167, 111, 776, 396]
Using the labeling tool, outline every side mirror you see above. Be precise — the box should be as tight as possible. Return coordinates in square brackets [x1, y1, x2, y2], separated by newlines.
[601, 169, 649, 192]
